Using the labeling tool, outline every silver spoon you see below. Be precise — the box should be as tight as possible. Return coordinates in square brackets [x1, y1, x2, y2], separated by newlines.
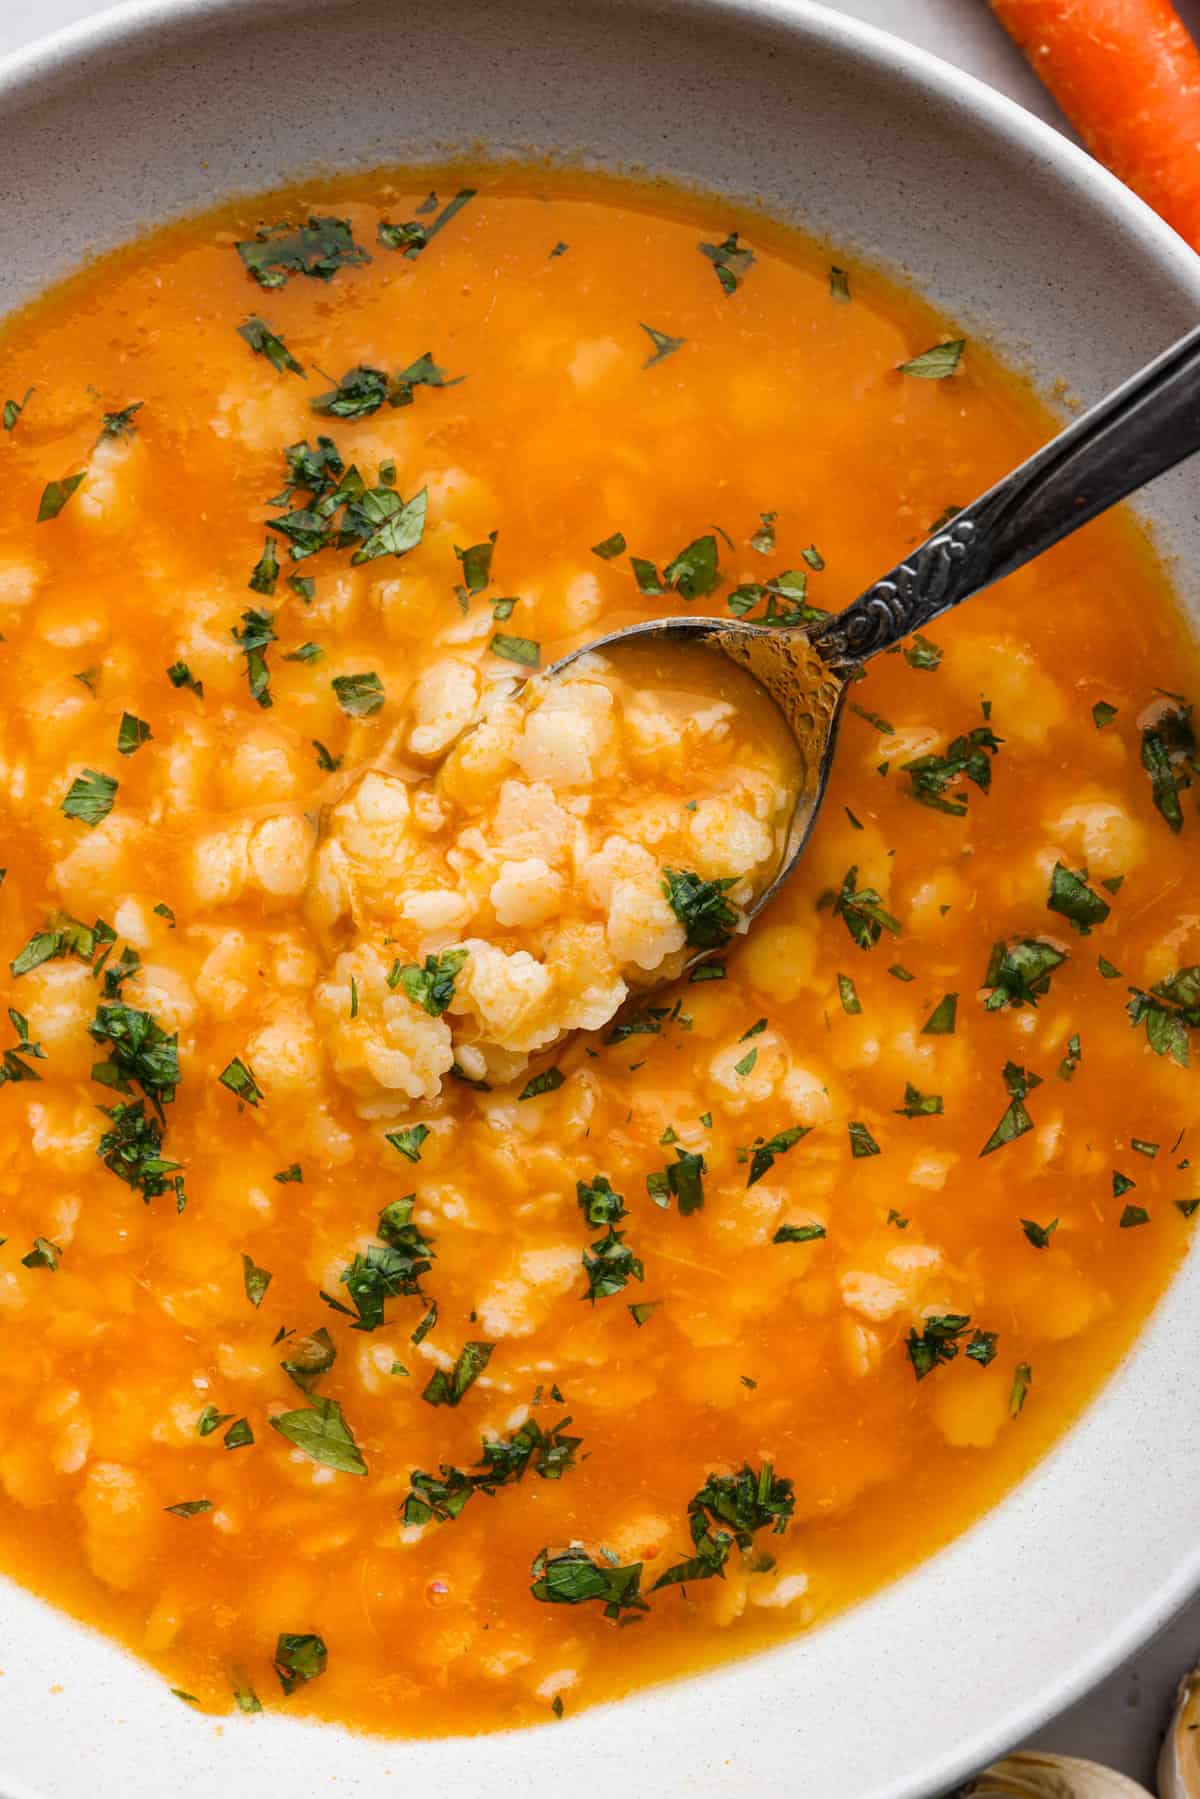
[546, 321, 1200, 967]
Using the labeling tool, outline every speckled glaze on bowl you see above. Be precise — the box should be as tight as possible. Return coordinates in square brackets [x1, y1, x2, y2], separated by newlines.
[0, 3, 1197, 1796]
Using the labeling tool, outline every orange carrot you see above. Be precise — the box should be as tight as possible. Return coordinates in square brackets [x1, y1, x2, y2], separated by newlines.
[989, 0, 1200, 251]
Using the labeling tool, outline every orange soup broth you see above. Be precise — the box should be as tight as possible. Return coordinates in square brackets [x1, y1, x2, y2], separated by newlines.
[0, 166, 1194, 1735]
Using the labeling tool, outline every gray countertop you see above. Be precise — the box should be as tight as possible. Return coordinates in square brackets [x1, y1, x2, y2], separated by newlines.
[1, 0, 1197, 1790]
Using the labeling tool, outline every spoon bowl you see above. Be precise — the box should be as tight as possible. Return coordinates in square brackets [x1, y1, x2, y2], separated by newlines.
[543, 319, 1200, 988]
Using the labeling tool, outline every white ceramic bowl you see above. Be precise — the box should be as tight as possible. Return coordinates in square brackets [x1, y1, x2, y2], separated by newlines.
[1, 3, 1197, 1796]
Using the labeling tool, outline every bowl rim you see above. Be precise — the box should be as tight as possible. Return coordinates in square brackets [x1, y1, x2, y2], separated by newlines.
[0, 3, 1198, 1796]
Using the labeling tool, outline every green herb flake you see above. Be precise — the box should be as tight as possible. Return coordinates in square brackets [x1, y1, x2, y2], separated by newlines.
[829, 266, 851, 303]
[1010, 1362, 1032, 1416]
[421, 1341, 494, 1408]
[1140, 702, 1195, 833]
[773, 1221, 826, 1245]
[37, 471, 86, 521]
[397, 948, 468, 1017]
[828, 865, 901, 950]
[237, 216, 369, 288]
[895, 1083, 943, 1118]
[270, 1395, 367, 1474]
[591, 531, 627, 560]
[1021, 1217, 1059, 1249]
[979, 1061, 1042, 1157]
[906, 1312, 971, 1380]
[60, 768, 118, 827]
[662, 867, 739, 950]
[983, 939, 1067, 1010]
[2, 388, 31, 431]
[1120, 1204, 1151, 1228]
[20, 1237, 61, 1270]
[489, 633, 540, 668]
[897, 338, 965, 379]
[640, 323, 685, 367]
[1047, 862, 1111, 936]
[164, 1498, 212, 1518]
[1092, 701, 1118, 729]
[848, 1120, 881, 1158]
[218, 1056, 264, 1108]
[1126, 965, 1200, 1067]
[223, 1417, 254, 1450]
[117, 713, 152, 756]
[698, 230, 755, 296]
[837, 973, 862, 1015]
[903, 724, 1000, 815]
[518, 1067, 565, 1101]
[241, 1252, 272, 1308]
[385, 1122, 431, 1161]
[197, 1404, 232, 1438]
[273, 1632, 328, 1694]
[237, 315, 304, 376]
[167, 660, 204, 697]
[331, 671, 385, 717]
[531, 1546, 647, 1619]
[273, 1163, 303, 1183]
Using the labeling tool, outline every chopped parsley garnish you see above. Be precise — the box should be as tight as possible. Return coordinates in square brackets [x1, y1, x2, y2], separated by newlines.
[747, 1124, 809, 1187]
[270, 1395, 367, 1474]
[232, 608, 277, 707]
[1140, 700, 1195, 832]
[519, 1067, 565, 1101]
[385, 1122, 431, 1161]
[632, 533, 719, 601]
[11, 911, 114, 979]
[331, 671, 385, 716]
[848, 1120, 880, 1158]
[582, 1225, 644, 1300]
[904, 633, 943, 671]
[117, 712, 152, 756]
[1021, 1217, 1059, 1249]
[313, 739, 341, 771]
[218, 1056, 264, 1108]
[223, 1417, 254, 1450]
[167, 660, 204, 697]
[1057, 1032, 1083, 1080]
[455, 532, 496, 595]
[592, 531, 626, 560]
[830, 266, 851, 302]
[164, 1499, 212, 1518]
[750, 511, 776, 554]
[273, 1632, 328, 1694]
[629, 1301, 662, 1326]
[279, 1328, 336, 1394]
[773, 1221, 826, 1244]
[37, 471, 86, 521]
[1047, 862, 1110, 935]
[3, 388, 31, 431]
[404, 1414, 581, 1524]
[241, 1253, 272, 1308]
[895, 1083, 943, 1118]
[397, 948, 467, 1017]
[489, 633, 540, 667]
[237, 216, 369, 288]
[99, 401, 142, 440]
[1093, 700, 1118, 729]
[983, 938, 1066, 1010]
[897, 338, 965, 378]
[966, 1330, 998, 1366]
[662, 867, 739, 950]
[827, 865, 900, 949]
[339, 1202, 434, 1330]
[921, 993, 957, 1034]
[1126, 966, 1199, 1067]
[531, 1546, 647, 1618]
[1120, 1204, 1150, 1228]
[311, 354, 457, 420]
[21, 1237, 61, 1270]
[726, 565, 826, 626]
[421, 1340, 494, 1407]
[698, 230, 755, 295]
[90, 970, 181, 1110]
[237, 316, 304, 375]
[837, 973, 862, 1015]
[906, 1313, 971, 1379]
[640, 324, 685, 366]
[902, 725, 1000, 815]
[377, 189, 475, 259]
[1010, 1362, 1033, 1415]
[979, 1061, 1041, 1157]
[197, 1404, 231, 1438]
[248, 537, 279, 596]
[97, 1101, 185, 1207]
[60, 768, 118, 827]
[652, 1462, 794, 1591]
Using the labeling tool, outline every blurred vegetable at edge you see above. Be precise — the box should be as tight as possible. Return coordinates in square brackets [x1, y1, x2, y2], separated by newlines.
[988, 0, 1200, 251]
[962, 1749, 1154, 1794]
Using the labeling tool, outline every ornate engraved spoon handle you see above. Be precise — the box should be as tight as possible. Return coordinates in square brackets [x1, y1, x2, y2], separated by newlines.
[807, 320, 1200, 674]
